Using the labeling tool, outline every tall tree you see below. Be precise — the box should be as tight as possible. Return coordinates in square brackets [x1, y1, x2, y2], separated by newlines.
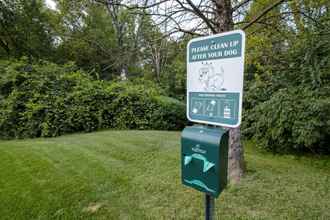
[0, 0, 54, 59]
[52, 0, 120, 78]
[52, 0, 151, 79]
[94, 0, 151, 79]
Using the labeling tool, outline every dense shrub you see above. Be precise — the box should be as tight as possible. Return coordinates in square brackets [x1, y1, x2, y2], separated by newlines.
[0, 59, 186, 139]
[243, 87, 330, 154]
[150, 96, 186, 130]
[243, 21, 330, 155]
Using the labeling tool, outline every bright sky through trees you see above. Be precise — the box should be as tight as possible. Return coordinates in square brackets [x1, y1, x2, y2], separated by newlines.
[45, 0, 56, 10]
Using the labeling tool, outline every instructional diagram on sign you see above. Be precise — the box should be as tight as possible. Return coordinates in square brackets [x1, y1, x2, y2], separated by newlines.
[198, 62, 225, 91]
[189, 92, 239, 125]
[187, 30, 245, 127]
[192, 59, 243, 92]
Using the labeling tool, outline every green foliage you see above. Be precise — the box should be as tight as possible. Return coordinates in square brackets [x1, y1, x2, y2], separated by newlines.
[53, 2, 120, 79]
[0, 59, 186, 139]
[243, 10, 330, 154]
[244, 87, 330, 154]
[160, 40, 187, 101]
[100, 81, 185, 130]
[0, 0, 54, 59]
[150, 96, 186, 130]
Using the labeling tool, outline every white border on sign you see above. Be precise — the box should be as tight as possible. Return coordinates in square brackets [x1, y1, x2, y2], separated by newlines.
[186, 29, 246, 128]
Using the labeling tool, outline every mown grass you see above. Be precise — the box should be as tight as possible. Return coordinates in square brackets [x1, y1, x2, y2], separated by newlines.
[0, 130, 329, 219]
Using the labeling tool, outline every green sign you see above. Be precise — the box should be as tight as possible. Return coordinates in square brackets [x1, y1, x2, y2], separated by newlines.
[187, 30, 245, 127]
[189, 33, 242, 62]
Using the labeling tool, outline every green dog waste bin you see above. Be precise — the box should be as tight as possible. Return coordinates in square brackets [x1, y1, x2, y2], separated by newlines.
[181, 125, 229, 198]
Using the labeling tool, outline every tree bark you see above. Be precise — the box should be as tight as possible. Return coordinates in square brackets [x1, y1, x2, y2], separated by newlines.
[213, 0, 245, 184]
[213, 0, 234, 32]
[228, 127, 245, 183]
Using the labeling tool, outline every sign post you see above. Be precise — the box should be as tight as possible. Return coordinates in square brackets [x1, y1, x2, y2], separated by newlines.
[205, 194, 214, 220]
[181, 30, 245, 219]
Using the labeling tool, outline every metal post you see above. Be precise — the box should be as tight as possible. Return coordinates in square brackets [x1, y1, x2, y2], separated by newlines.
[205, 194, 215, 220]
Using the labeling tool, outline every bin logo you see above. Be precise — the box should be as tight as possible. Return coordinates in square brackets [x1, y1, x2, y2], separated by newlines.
[198, 62, 225, 91]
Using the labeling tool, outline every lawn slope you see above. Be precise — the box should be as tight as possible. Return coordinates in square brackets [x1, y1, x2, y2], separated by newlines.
[0, 130, 329, 219]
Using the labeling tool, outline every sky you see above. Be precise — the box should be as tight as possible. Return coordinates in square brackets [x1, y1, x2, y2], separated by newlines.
[45, 0, 57, 10]
[42, 0, 210, 37]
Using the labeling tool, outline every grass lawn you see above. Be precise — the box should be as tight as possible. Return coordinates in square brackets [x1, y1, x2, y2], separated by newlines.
[0, 130, 329, 220]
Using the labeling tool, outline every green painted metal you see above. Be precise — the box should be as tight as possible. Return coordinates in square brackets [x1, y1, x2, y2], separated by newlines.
[189, 92, 240, 126]
[188, 33, 242, 62]
[184, 153, 215, 172]
[184, 179, 215, 193]
[181, 125, 229, 198]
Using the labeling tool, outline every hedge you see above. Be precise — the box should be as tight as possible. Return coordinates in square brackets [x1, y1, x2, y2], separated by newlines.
[0, 59, 186, 139]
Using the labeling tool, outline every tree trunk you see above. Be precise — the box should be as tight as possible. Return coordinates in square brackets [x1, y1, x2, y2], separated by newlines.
[228, 127, 244, 183]
[105, 0, 128, 80]
[289, 0, 304, 33]
[213, 0, 234, 32]
[213, 0, 245, 184]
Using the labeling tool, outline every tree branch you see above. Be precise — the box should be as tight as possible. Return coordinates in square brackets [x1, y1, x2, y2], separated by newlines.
[184, 0, 217, 33]
[242, 0, 286, 30]
[94, 0, 168, 10]
[232, 0, 252, 11]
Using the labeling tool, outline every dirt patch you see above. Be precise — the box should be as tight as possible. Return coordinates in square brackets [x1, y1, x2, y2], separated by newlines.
[83, 202, 104, 214]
